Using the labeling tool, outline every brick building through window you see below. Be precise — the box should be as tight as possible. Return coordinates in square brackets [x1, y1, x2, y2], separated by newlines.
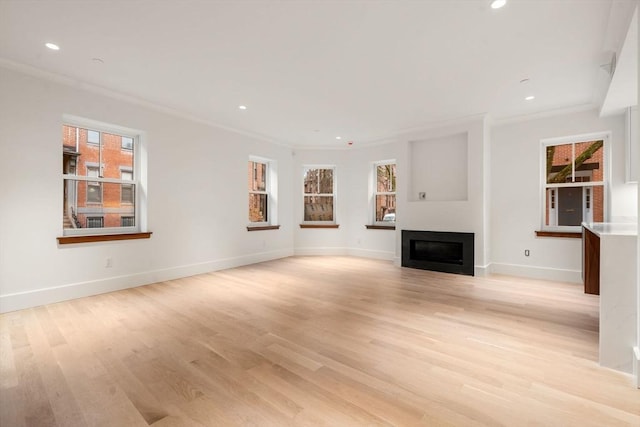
[62, 125, 136, 232]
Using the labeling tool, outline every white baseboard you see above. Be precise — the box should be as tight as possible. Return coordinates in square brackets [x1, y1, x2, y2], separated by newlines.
[474, 264, 491, 277]
[0, 249, 293, 314]
[634, 347, 640, 389]
[490, 262, 581, 283]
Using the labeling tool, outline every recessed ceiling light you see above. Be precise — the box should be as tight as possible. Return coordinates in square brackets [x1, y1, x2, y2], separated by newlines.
[490, 0, 506, 9]
[336, 136, 342, 140]
[45, 42, 60, 51]
[238, 105, 247, 110]
[525, 95, 535, 101]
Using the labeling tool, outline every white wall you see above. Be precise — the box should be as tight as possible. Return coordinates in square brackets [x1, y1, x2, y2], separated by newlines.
[397, 117, 490, 273]
[0, 67, 294, 313]
[292, 144, 400, 260]
[491, 109, 636, 283]
[1, 65, 636, 314]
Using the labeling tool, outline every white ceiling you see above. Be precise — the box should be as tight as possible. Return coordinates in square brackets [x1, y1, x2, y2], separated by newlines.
[0, 0, 636, 147]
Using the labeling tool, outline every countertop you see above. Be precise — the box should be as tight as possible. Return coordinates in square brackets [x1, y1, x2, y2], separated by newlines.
[582, 222, 638, 237]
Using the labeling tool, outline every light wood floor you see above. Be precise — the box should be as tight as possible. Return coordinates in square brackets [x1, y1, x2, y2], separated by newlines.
[1, 256, 639, 426]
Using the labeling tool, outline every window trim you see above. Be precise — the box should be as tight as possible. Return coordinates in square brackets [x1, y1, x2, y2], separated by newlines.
[539, 132, 610, 233]
[301, 165, 337, 225]
[61, 115, 147, 238]
[372, 160, 397, 227]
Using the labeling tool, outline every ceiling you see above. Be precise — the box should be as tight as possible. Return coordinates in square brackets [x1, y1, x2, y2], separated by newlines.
[0, 0, 636, 147]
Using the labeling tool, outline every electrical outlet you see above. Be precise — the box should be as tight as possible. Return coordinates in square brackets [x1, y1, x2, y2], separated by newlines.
[418, 192, 426, 200]
[105, 257, 113, 268]
[524, 249, 530, 257]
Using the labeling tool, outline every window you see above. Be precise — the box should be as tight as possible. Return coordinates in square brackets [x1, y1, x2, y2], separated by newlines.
[87, 130, 100, 145]
[86, 216, 104, 228]
[121, 136, 133, 150]
[303, 167, 335, 222]
[374, 162, 396, 224]
[86, 166, 102, 203]
[541, 134, 607, 231]
[121, 170, 134, 204]
[248, 160, 268, 223]
[62, 118, 142, 235]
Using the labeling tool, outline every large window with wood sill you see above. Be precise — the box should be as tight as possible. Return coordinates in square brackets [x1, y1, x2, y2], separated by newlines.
[541, 133, 608, 232]
[62, 117, 143, 236]
[373, 162, 396, 225]
[303, 167, 336, 223]
[248, 156, 278, 229]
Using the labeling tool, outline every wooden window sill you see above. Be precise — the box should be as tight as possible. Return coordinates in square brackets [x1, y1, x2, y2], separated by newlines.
[57, 232, 152, 245]
[299, 224, 340, 229]
[365, 225, 396, 230]
[535, 230, 582, 239]
[247, 225, 281, 231]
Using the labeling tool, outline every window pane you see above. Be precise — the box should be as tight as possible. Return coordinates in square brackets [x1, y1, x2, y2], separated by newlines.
[318, 169, 333, 193]
[546, 144, 572, 184]
[304, 168, 333, 195]
[546, 140, 604, 184]
[101, 132, 134, 179]
[121, 184, 134, 204]
[63, 180, 135, 230]
[87, 130, 99, 144]
[249, 193, 268, 222]
[249, 161, 266, 191]
[574, 140, 604, 182]
[376, 164, 396, 192]
[304, 169, 319, 194]
[375, 195, 396, 222]
[304, 196, 333, 221]
[121, 216, 135, 227]
[121, 137, 134, 150]
[544, 185, 604, 227]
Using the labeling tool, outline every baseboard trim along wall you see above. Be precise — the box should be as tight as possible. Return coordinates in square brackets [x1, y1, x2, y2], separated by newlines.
[0, 249, 293, 314]
[490, 262, 582, 283]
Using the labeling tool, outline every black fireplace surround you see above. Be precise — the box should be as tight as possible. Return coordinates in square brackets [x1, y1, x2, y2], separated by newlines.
[402, 230, 474, 276]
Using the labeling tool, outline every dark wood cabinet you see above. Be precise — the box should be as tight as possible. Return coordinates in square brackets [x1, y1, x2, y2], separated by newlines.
[582, 226, 600, 295]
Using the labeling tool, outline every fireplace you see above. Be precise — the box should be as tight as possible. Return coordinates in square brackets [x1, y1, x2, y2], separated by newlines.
[402, 230, 474, 276]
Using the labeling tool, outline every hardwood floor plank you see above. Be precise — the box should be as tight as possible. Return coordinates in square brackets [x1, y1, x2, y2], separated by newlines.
[1, 256, 639, 426]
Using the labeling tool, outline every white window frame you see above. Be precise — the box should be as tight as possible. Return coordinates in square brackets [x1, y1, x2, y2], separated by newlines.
[372, 160, 397, 225]
[540, 132, 610, 232]
[62, 115, 147, 236]
[248, 156, 277, 226]
[302, 165, 337, 224]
